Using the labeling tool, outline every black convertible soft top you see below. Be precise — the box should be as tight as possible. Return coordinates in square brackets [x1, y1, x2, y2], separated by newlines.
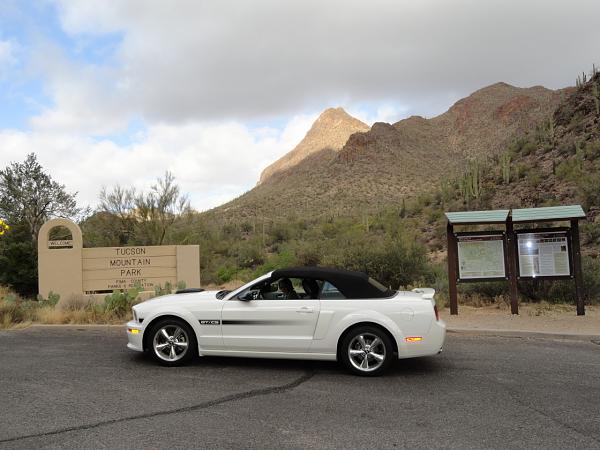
[270, 267, 394, 299]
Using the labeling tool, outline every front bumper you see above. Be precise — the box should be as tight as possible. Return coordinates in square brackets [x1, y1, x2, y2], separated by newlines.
[126, 321, 145, 352]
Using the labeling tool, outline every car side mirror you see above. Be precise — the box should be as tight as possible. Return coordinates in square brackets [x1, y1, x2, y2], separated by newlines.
[238, 290, 257, 301]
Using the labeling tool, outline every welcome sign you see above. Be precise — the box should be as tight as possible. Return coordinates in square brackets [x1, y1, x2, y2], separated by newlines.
[38, 218, 200, 302]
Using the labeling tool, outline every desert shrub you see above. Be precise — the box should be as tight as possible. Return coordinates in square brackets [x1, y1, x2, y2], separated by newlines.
[37, 291, 60, 308]
[240, 221, 253, 233]
[518, 256, 600, 305]
[584, 140, 600, 160]
[0, 300, 26, 327]
[153, 282, 173, 297]
[0, 221, 38, 297]
[104, 286, 142, 318]
[236, 244, 264, 268]
[555, 159, 582, 182]
[270, 223, 291, 243]
[324, 236, 433, 289]
[525, 169, 543, 188]
[520, 141, 537, 156]
[217, 265, 237, 283]
[295, 245, 322, 266]
[461, 281, 508, 299]
[577, 172, 600, 209]
[582, 222, 600, 245]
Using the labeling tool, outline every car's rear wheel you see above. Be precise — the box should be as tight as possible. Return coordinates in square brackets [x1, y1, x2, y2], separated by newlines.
[148, 318, 196, 366]
[340, 326, 394, 376]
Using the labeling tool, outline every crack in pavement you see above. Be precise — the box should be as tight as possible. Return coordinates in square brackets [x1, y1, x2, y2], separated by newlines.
[0, 370, 315, 445]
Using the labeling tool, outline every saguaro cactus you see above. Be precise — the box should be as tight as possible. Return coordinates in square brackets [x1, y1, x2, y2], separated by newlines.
[500, 154, 511, 184]
[461, 159, 482, 204]
[591, 83, 600, 116]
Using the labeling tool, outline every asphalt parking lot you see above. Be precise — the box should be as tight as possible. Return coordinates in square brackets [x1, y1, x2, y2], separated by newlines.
[0, 326, 599, 449]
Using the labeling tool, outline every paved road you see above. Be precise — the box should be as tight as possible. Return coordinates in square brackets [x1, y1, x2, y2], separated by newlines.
[0, 327, 599, 450]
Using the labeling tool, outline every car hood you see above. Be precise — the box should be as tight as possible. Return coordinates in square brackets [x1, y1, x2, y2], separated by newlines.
[134, 290, 223, 311]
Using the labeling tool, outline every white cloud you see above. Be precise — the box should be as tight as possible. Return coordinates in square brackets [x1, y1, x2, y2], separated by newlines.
[28, 42, 131, 135]
[46, 0, 600, 127]
[0, 112, 316, 211]
[3, 0, 600, 215]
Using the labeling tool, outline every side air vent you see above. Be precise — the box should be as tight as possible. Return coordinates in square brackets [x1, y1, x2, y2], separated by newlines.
[175, 288, 205, 294]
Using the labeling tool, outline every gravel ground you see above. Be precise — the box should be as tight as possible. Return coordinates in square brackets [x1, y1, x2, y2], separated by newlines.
[441, 304, 600, 335]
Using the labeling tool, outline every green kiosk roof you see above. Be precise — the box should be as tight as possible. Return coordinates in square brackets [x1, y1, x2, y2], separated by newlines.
[446, 205, 586, 225]
[512, 205, 586, 222]
[445, 209, 509, 224]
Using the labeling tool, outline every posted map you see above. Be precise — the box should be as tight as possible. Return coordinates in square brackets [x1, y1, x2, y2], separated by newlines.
[457, 235, 506, 279]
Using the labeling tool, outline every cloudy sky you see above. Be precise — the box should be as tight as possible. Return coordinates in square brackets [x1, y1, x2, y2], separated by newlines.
[0, 0, 599, 211]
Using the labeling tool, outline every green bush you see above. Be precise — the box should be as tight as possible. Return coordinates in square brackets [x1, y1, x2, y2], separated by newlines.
[518, 256, 600, 305]
[0, 221, 38, 297]
[555, 159, 582, 182]
[154, 282, 173, 297]
[323, 236, 433, 289]
[585, 141, 600, 160]
[37, 291, 60, 308]
[104, 286, 141, 317]
[577, 172, 600, 209]
[521, 141, 537, 156]
[217, 266, 237, 283]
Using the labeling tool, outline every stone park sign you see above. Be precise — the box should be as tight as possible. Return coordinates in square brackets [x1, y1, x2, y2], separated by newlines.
[38, 218, 200, 302]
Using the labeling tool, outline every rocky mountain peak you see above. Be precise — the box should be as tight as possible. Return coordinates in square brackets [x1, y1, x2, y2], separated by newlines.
[258, 107, 369, 184]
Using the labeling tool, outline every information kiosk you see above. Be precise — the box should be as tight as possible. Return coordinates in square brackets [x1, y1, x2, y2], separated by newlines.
[445, 205, 586, 315]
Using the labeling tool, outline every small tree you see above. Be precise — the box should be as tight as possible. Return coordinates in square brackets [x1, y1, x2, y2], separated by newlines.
[0, 154, 79, 296]
[0, 220, 38, 297]
[99, 185, 137, 245]
[0, 153, 79, 245]
[135, 172, 191, 245]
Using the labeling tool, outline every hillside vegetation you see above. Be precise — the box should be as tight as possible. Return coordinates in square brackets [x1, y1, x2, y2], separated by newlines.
[213, 82, 562, 219]
[188, 69, 600, 304]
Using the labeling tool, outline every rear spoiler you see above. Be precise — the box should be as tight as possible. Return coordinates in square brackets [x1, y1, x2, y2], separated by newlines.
[411, 288, 435, 299]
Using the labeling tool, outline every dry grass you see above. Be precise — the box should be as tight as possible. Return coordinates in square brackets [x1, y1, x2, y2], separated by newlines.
[0, 285, 133, 329]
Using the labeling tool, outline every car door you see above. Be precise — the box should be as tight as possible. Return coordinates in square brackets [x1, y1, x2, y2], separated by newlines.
[221, 284, 320, 353]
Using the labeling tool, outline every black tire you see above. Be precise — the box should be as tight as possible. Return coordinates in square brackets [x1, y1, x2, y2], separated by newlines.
[339, 325, 394, 376]
[147, 318, 197, 366]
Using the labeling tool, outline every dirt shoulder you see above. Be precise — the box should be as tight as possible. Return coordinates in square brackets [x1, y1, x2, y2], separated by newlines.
[441, 303, 600, 336]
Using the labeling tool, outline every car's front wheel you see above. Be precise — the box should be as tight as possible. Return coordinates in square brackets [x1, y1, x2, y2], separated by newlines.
[340, 326, 394, 376]
[148, 318, 196, 366]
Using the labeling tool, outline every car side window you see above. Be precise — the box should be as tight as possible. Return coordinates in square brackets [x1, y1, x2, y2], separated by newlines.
[320, 281, 346, 300]
[238, 278, 306, 300]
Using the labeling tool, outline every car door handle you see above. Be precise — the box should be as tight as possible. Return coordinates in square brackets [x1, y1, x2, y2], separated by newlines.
[296, 306, 314, 313]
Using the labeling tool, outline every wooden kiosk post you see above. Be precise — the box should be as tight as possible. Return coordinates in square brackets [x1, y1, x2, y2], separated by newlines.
[445, 210, 510, 315]
[447, 221, 458, 315]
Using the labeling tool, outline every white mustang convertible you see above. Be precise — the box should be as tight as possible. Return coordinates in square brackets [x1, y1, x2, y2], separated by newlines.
[126, 267, 446, 376]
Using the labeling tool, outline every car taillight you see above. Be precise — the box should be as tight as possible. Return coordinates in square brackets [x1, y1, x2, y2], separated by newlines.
[434, 304, 439, 321]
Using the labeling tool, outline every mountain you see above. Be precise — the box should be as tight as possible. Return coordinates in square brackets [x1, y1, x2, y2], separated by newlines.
[258, 107, 369, 184]
[210, 82, 564, 220]
[193, 70, 600, 287]
[408, 71, 600, 257]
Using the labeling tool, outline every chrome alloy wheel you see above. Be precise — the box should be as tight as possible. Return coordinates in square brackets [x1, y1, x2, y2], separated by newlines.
[347, 333, 386, 372]
[152, 325, 189, 362]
